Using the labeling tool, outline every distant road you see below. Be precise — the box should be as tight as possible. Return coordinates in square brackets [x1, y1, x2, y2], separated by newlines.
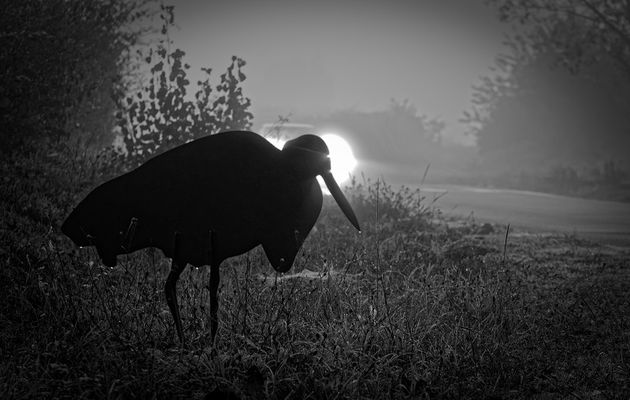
[421, 184, 630, 247]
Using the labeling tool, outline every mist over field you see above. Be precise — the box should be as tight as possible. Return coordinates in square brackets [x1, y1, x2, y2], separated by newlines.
[1, 1, 629, 399]
[169, 0, 629, 198]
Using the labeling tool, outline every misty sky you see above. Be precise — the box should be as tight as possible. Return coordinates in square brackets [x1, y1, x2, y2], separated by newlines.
[169, 0, 509, 143]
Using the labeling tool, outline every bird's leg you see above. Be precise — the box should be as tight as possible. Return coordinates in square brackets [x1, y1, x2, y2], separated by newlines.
[166, 260, 186, 344]
[207, 230, 220, 344]
[209, 262, 220, 344]
[165, 231, 186, 345]
[121, 217, 138, 251]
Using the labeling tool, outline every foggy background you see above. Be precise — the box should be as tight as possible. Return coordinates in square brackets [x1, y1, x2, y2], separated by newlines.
[165, 0, 630, 197]
[2, 0, 629, 201]
[169, 0, 503, 144]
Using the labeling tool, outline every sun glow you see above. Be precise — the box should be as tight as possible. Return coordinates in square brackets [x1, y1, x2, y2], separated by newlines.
[266, 137, 286, 150]
[320, 133, 357, 184]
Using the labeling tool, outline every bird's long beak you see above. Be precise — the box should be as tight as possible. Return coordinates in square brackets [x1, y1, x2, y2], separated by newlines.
[321, 171, 361, 232]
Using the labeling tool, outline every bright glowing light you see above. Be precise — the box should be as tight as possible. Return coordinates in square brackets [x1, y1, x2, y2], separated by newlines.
[320, 133, 357, 184]
[266, 137, 286, 150]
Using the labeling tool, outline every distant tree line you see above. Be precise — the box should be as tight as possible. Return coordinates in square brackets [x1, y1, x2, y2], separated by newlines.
[464, 1, 630, 182]
[314, 100, 445, 167]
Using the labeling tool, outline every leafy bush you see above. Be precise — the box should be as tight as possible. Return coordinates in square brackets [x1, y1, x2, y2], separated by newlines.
[115, 6, 253, 168]
[116, 52, 252, 166]
[0, 0, 151, 150]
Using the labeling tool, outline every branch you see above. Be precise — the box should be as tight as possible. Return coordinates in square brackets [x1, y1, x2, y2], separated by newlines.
[579, 0, 630, 49]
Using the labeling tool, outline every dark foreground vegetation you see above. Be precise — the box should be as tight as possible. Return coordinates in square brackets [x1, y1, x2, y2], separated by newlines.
[1, 141, 629, 399]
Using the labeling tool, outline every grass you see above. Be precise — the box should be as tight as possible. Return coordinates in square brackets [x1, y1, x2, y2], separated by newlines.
[1, 143, 629, 399]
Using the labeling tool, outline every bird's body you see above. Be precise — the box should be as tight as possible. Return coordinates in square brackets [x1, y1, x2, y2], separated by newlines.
[62, 130, 359, 343]
[73, 132, 321, 269]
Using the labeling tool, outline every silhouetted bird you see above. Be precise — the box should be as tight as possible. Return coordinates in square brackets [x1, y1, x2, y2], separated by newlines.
[62, 130, 361, 344]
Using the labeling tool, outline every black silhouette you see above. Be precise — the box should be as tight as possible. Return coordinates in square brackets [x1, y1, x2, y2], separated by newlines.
[62, 131, 361, 344]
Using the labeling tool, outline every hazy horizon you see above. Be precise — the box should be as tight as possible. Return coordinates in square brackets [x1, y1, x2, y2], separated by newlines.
[169, 0, 510, 144]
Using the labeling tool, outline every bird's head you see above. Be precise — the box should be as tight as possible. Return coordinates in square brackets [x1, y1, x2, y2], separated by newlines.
[282, 134, 361, 232]
[282, 134, 331, 178]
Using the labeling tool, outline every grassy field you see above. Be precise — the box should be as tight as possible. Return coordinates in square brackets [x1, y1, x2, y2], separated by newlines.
[1, 143, 629, 399]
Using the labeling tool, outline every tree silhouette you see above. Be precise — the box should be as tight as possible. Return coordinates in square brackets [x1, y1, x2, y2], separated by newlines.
[485, 0, 630, 79]
[464, 3, 630, 172]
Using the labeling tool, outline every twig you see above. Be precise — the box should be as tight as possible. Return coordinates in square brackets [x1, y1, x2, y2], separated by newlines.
[375, 178, 393, 330]
[502, 224, 510, 265]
